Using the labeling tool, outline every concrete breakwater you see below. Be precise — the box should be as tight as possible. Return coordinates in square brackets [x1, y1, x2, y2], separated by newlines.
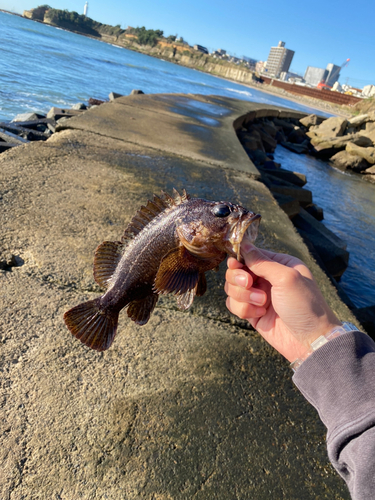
[0, 93, 359, 499]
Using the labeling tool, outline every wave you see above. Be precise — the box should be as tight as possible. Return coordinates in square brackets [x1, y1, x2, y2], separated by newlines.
[224, 87, 253, 98]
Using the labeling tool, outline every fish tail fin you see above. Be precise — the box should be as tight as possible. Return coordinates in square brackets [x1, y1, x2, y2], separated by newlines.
[63, 298, 119, 351]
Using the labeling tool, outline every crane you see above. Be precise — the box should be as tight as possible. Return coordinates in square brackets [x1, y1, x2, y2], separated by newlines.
[317, 59, 350, 90]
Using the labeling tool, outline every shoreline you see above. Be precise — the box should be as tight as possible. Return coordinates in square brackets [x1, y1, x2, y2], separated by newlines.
[4, 10, 353, 119]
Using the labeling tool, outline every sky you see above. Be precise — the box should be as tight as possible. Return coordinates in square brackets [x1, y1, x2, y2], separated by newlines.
[2, 0, 375, 87]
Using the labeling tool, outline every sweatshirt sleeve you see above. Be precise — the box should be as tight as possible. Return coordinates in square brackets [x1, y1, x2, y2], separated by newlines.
[292, 331, 375, 500]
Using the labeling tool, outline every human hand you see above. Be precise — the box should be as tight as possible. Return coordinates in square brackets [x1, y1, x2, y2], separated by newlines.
[225, 243, 341, 362]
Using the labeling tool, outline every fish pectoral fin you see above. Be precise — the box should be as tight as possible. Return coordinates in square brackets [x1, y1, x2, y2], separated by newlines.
[154, 247, 201, 296]
[176, 273, 207, 310]
[127, 293, 159, 325]
[93, 240, 123, 289]
[63, 298, 118, 351]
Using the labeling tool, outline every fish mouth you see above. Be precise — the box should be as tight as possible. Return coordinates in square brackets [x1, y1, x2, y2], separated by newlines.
[229, 213, 261, 262]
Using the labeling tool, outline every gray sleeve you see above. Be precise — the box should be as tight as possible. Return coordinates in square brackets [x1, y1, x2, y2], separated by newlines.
[292, 331, 375, 500]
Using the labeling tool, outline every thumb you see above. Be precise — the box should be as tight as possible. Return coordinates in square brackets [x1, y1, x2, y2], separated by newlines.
[240, 243, 292, 286]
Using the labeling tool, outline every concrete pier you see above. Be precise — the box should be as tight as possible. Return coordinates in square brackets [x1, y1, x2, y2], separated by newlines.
[0, 94, 355, 499]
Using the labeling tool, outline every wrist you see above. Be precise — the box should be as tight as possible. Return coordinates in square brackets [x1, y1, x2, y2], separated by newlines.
[290, 322, 360, 372]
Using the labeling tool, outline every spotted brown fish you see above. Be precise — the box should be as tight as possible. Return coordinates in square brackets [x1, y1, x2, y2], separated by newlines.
[64, 189, 261, 351]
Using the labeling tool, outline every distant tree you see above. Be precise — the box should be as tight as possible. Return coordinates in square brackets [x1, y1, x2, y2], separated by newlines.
[167, 35, 176, 42]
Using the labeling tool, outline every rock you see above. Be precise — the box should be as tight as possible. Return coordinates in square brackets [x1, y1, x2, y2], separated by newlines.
[292, 208, 349, 279]
[313, 116, 348, 138]
[259, 167, 306, 187]
[260, 121, 278, 138]
[361, 128, 375, 145]
[0, 130, 29, 144]
[130, 89, 145, 95]
[305, 203, 324, 221]
[249, 125, 277, 153]
[267, 184, 313, 208]
[299, 114, 324, 128]
[273, 118, 295, 135]
[11, 112, 45, 123]
[275, 129, 287, 143]
[312, 134, 373, 159]
[88, 97, 106, 106]
[347, 114, 369, 128]
[47, 107, 83, 120]
[71, 103, 87, 110]
[109, 92, 124, 101]
[362, 165, 375, 175]
[280, 141, 309, 154]
[273, 193, 300, 219]
[287, 126, 308, 145]
[346, 142, 375, 164]
[330, 150, 370, 172]
[364, 174, 375, 184]
[247, 148, 268, 165]
[353, 305, 375, 339]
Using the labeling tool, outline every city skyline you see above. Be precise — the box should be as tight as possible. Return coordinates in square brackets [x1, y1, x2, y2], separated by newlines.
[2, 0, 374, 87]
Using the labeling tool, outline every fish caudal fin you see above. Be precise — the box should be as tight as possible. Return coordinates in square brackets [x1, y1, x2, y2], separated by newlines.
[63, 298, 118, 351]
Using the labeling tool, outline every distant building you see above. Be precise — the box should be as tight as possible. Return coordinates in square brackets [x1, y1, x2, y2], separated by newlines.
[325, 63, 341, 87]
[363, 84, 375, 97]
[255, 61, 266, 74]
[304, 66, 328, 87]
[84, 2, 88, 17]
[265, 41, 295, 78]
[194, 44, 208, 54]
[304, 63, 342, 87]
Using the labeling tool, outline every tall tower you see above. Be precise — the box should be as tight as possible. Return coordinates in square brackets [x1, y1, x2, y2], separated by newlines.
[265, 41, 295, 78]
[84, 2, 88, 16]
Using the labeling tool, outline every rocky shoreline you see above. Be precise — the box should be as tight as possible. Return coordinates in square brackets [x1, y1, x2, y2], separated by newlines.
[235, 112, 375, 335]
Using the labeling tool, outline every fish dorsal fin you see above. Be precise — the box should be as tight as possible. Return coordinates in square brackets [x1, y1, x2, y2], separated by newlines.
[122, 190, 190, 242]
[93, 241, 123, 289]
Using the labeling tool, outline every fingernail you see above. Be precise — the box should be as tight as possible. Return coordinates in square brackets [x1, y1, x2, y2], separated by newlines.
[249, 291, 265, 305]
[234, 274, 247, 287]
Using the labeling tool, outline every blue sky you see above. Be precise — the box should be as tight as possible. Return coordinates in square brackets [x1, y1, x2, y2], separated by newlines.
[2, 0, 375, 87]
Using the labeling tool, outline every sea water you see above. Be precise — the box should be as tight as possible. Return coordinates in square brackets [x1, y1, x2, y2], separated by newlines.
[1, 11, 374, 309]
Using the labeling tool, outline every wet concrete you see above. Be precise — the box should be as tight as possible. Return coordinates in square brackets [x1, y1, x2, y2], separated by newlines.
[0, 94, 354, 499]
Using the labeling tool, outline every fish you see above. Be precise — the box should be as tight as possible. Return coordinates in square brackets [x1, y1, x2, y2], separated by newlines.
[63, 189, 261, 351]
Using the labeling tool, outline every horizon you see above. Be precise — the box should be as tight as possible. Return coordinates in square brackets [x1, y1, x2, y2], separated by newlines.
[1, 0, 374, 87]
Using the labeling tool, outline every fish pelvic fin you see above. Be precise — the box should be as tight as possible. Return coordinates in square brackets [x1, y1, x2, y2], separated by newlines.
[63, 298, 118, 351]
[127, 293, 159, 325]
[176, 273, 207, 311]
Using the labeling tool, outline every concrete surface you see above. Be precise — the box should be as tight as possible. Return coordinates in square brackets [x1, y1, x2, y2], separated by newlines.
[0, 94, 356, 499]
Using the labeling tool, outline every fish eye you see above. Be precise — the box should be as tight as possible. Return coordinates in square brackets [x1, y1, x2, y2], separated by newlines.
[212, 204, 231, 218]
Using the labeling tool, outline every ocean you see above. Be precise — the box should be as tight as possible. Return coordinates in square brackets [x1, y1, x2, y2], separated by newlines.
[1, 11, 374, 309]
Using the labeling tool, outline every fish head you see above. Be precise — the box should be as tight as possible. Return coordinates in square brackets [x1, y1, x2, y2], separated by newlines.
[176, 199, 261, 262]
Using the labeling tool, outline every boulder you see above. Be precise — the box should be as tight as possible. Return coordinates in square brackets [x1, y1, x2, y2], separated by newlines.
[364, 174, 375, 184]
[71, 103, 87, 110]
[299, 114, 324, 128]
[273, 118, 295, 135]
[259, 167, 306, 187]
[330, 150, 370, 172]
[249, 125, 277, 153]
[273, 193, 300, 219]
[292, 209, 349, 279]
[280, 141, 309, 154]
[11, 112, 45, 123]
[260, 121, 278, 138]
[361, 128, 375, 145]
[363, 165, 375, 175]
[109, 92, 124, 101]
[247, 148, 268, 165]
[305, 203, 324, 221]
[313, 116, 348, 138]
[347, 114, 369, 127]
[130, 89, 145, 95]
[311, 134, 373, 159]
[346, 142, 375, 164]
[287, 126, 308, 145]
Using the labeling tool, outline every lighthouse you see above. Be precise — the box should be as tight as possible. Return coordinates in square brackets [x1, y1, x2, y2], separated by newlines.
[84, 2, 88, 16]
